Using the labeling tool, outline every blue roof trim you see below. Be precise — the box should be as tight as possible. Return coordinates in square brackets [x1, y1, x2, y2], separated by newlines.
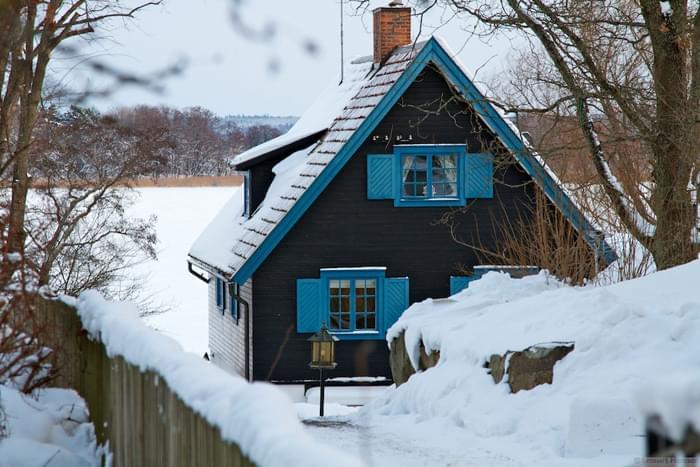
[233, 38, 616, 283]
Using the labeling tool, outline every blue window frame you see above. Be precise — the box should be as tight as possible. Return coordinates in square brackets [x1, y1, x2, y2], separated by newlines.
[395, 145, 465, 207]
[325, 272, 381, 333]
[296, 268, 410, 340]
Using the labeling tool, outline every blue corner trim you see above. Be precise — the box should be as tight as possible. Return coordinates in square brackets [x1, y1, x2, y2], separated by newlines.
[233, 37, 616, 283]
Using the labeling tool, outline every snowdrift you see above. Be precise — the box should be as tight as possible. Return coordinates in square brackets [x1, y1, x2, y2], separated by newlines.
[373, 261, 700, 464]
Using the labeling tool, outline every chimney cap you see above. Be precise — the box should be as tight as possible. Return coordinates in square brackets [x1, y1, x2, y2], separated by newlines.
[388, 0, 404, 6]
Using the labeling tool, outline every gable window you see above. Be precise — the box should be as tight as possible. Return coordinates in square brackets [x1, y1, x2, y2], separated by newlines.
[296, 268, 409, 340]
[367, 145, 493, 206]
[401, 153, 458, 200]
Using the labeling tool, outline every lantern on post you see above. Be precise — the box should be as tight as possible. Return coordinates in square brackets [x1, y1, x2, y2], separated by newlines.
[308, 323, 338, 417]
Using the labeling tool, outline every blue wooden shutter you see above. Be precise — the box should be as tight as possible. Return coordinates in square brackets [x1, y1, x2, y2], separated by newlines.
[383, 277, 409, 331]
[367, 154, 394, 199]
[449, 276, 472, 295]
[215, 278, 223, 309]
[465, 152, 494, 198]
[229, 283, 238, 321]
[297, 279, 322, 333]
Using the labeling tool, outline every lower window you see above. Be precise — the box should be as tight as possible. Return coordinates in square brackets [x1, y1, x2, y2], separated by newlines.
[328, 277, 377, 331]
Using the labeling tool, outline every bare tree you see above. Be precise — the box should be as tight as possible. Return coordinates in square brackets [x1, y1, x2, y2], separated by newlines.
[112, 105, 282, 177]
[25, 106, 161, 305]
[0, 0, 161, 284]
[386, 0, 700, 269]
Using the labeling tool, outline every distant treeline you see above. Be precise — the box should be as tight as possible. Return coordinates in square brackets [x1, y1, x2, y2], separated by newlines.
[38, 105, 294, 178]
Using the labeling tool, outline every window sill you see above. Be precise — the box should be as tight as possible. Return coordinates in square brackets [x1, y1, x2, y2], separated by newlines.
[394, 197, 466, 208]
[328, 330, 384, 341]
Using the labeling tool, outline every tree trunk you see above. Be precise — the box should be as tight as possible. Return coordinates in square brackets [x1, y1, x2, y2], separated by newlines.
[649, 15, 698, 269]
[7, 143, 31, 257]
[651, 143, 697, 269]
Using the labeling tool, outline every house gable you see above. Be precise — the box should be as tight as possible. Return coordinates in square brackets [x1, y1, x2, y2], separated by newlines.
[251, 65, 537, 381]
[231, 36, 616, 285]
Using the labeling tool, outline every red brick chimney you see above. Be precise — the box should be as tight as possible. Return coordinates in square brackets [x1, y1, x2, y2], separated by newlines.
[373, 1, 412, 65]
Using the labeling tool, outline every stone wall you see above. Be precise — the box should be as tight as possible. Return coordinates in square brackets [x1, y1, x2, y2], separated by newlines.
[389, 330, 573, 393]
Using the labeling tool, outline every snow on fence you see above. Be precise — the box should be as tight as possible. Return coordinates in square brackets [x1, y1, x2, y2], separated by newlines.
[35, 293, 360, 467]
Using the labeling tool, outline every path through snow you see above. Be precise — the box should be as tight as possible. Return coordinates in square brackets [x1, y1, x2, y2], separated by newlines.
[303, 414, 525, 467]
[303, 411, 631, 467]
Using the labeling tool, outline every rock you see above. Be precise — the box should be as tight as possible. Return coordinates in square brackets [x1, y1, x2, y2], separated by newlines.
[389, 331, 440, 386]
[389, 333, 413, 386]
[390, 332, 572, 391]
[487, 342, 574, 393]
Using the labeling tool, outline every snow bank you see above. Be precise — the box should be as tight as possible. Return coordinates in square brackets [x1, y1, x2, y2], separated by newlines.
[376, 261, 700, 463]
[0, 386, 106, 467]
[74, 291, 362, 467]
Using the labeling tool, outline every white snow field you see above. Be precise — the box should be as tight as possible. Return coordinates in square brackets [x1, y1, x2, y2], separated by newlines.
[303, 260, 700, 466]
[129, 186, 237, 355]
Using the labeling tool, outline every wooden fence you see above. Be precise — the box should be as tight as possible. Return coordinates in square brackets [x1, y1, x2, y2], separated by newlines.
[35, 297, 255, 467]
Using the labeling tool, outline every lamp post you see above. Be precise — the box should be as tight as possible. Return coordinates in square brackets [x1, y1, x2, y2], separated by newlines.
[308, 324, 338, 417]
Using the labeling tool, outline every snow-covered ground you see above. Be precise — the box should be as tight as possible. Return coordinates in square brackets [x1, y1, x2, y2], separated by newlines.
[299, 261, 700, 466]
[129, 186, 237, 355]
[0, 385, 106, 467]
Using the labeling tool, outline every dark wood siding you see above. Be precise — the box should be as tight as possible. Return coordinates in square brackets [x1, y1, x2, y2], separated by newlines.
[252, 66, 537, 382]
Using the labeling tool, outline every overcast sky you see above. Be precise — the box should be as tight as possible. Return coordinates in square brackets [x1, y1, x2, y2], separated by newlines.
[61, 0, 518, 117]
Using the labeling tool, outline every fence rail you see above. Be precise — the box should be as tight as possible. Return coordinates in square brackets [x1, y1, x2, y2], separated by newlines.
[36, 297, 254, 467]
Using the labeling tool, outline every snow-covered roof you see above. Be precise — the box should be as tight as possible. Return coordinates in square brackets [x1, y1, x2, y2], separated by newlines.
[189, 42, 426, 277]
[231, 127, 324, 168]
[189, 35, 615, 281]
[188, 187, 246, 275]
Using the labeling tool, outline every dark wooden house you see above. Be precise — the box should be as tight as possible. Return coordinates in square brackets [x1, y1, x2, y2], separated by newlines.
[187, 4, 616, 389]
